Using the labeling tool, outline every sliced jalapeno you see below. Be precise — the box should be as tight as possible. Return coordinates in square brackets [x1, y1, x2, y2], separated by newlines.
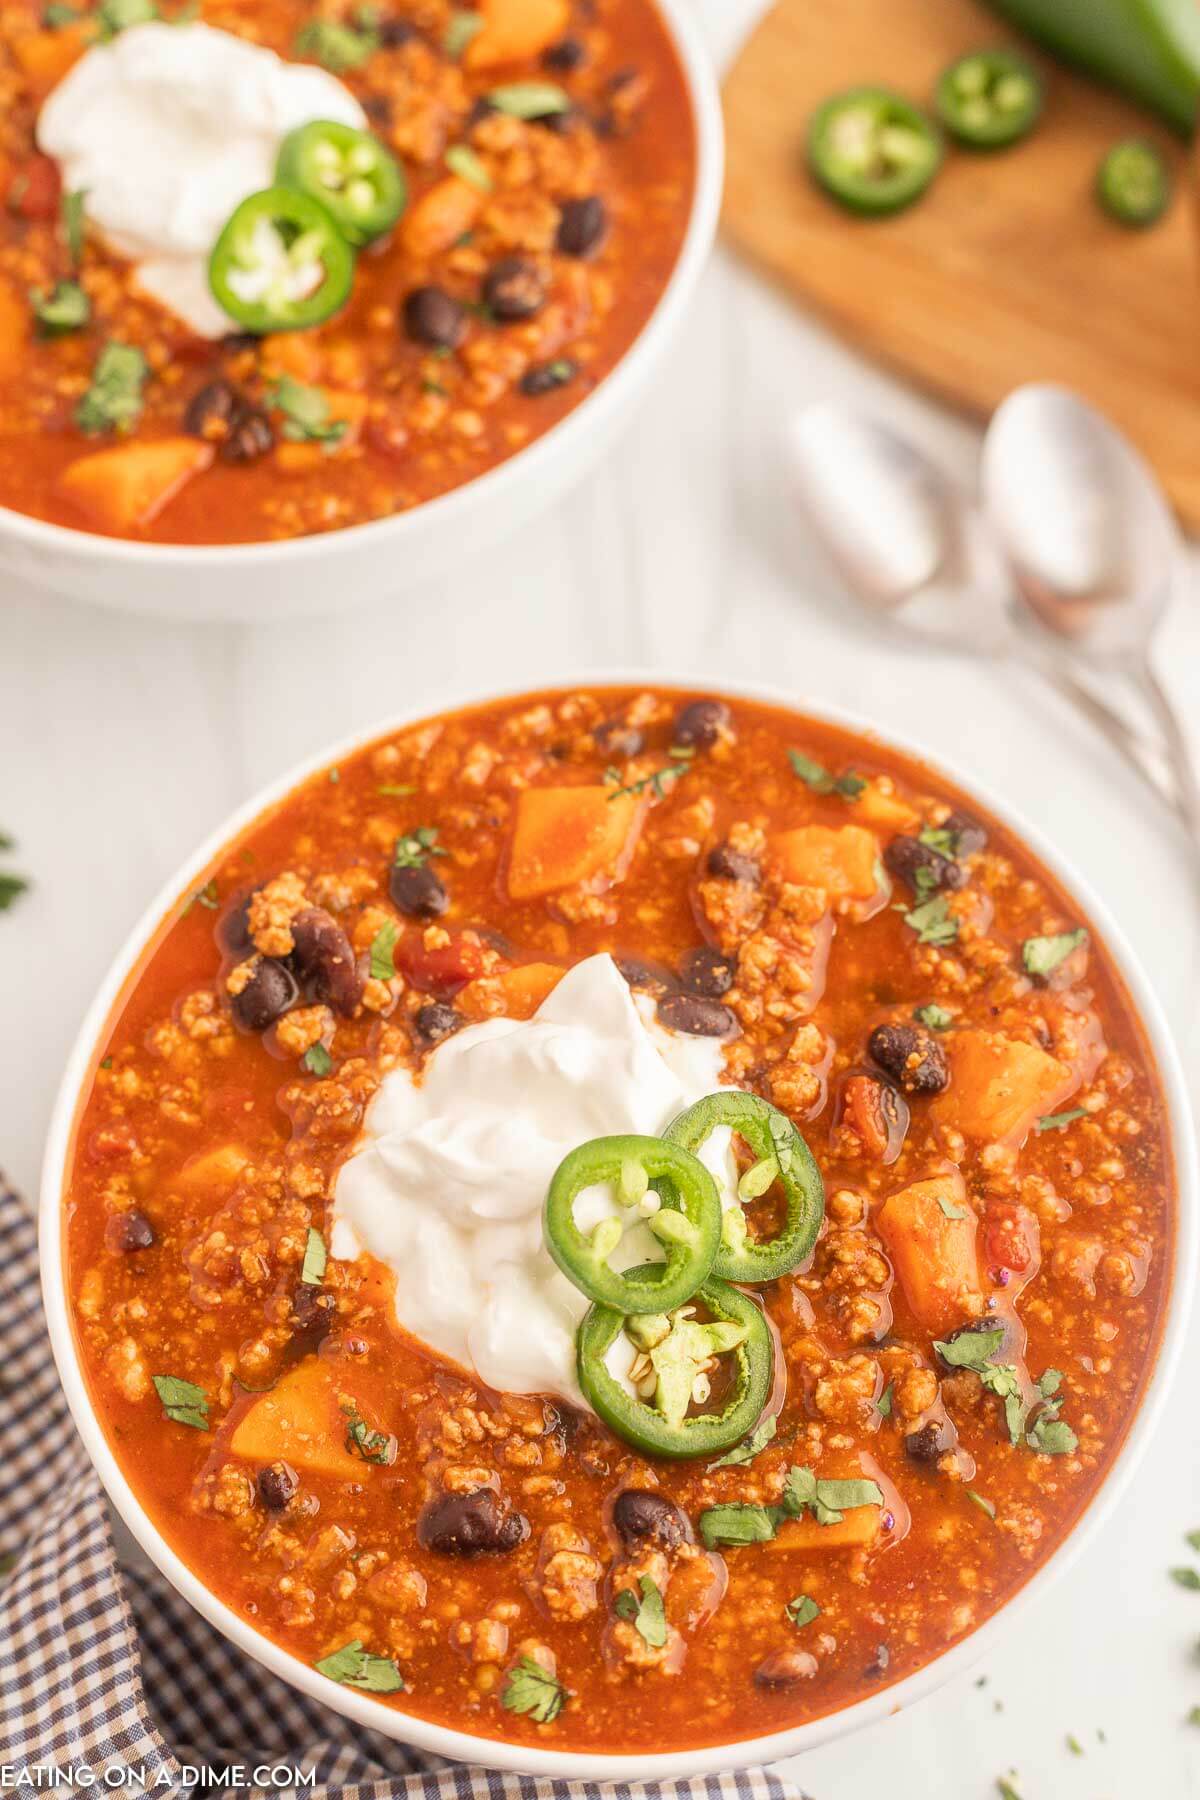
[208, 186, 356, 334]
[544, 1134, 721, 1314]
[577, 1271, 773, 1459]
[936, 49, 1043, 148]
[1096, 139, 1172, 228]
[276, 120, 407, 247]
[808, 86, 942, 216]
[664, 1091, 824, 1284]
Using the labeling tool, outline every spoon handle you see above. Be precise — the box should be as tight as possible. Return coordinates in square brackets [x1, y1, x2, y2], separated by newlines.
[1033, 663, 1182, 819]
[1136, 661, 1200, 843]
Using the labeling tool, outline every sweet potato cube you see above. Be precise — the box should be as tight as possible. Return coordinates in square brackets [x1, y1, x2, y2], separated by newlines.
[460, 961, 565, 1020]
[11, 23, 90, 97]
[855, 783, 919, 835]
[772, 825, 880, 900]
[946, 1030, 1075, 1143]
[401, 177, 483, 260]
[58, 437, 213, 534]
[877, 1172, 982, 1337]
[174, 1145, 250, 1195]
[772, 1505, 881, 1553]
[508, 787, 640, 900]
[464, 0, 569, 68]
[229, 1359, 362, 1480]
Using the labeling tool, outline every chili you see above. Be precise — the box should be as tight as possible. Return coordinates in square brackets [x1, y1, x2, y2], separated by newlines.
[808, 86, 942, 216]
[208, 186, 356, 333]
[935, 49, 1043, 148]
[275, 120, 407, 246]
[1096, 138, 1172, 225]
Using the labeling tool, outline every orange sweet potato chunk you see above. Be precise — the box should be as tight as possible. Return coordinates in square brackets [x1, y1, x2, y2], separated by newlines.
[401, 177, 483, 259]
[460, 961, 565, 1019]
[11, 23, 90, 97]
[229, 1359, 362, 1480]
[946, 1029, 1076, 1143]
[464, 0, 569, 68]
[58, 438, 213, 534]
[876, 1171, 982, 1337]
[508, 787, 641, 900]
[772, 824, 880, 899]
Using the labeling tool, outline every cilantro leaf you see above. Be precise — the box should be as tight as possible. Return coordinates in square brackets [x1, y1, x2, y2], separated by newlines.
[938, 1195, 969, 1219]
[786, 1594, 820, 1628]
[966, 1489, 997, 1520]
[30, 277, 89, 337]
[914, 1003, 953, 1030]
[293, 15, 377, 69]
[341, 1398, 396, 1465]
[787, 748, 865, 800]
[783, 1465, 884, 1526]
[445, 144, 492, 192]
[614, 1575, 667, 1647]
[502, 1655, 567, 1723]
[487, 81, 570, 118]
[697, 1502, 784, 1548]
[76, 342, 149, 435]
[369, 920, 398, 981]
[300, 1227, 327, 1286]
[1171, 1567, 1200, 1590]
[270, 375, 347, 446]
[315, 1639, 404, 1692]
[1036, 1108, 1088, 1133]
[606, 746, 694, 803]
[0, 872, 30, 913]
[443, 9, 482, 56]
[152, 1373, 209, 1430]
[394, 826, 445, 868]
[98, 0, 157, 36]
[901, 894, 958, 946]
[1185, 1529, 1200, 1552]
[302, 1042, 332, 1077]
[1022, 929, 1087, 979]
[707, 1414, 777, 1470]
[876, 1381, 894, 1418]
[63, 187, 86, 267]
[918, 824, 959, 857]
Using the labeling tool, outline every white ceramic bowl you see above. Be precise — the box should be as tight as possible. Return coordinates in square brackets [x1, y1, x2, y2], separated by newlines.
[2, 14, 722, 624]
[39, 675, 1198, 1780]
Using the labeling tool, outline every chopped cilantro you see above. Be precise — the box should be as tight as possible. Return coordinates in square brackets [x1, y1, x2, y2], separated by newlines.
[783, 1465, 883, 1526]
[63, 187, 86, 267]
[369, 919, 398, 981]
[697, 1502, 782, 1549]
[302, 1042, 332, 1077]
[614, 1575, 667, 1647]
[300, 1227, 327, 1286]
[901, 894, 958, 946]
[445, 143, 492, 192]
[487, 81, 570, 118]
[270, 376, 347, 446]
[914, 1003, 953, 1030]
[152, 1373, 209, 1430]
[31, 277, 89, 337]
[936, 1328, 1077, 1453]
[787, 748, 865, 800]
[42, 2, 85, 23]
[786, 1594, 820, 1629]
[1036, 1107, 1088, 1134]
[707, 1414, 777, 1470]
[293, 15, 377, 68]
[1170, 1566, 1200, 1590]
[76, 342, 148, 435]
[1186, 1529, 1200, 1552]
[996, 1779, 1022, 1800]
[502, 1655, 567, 1723]
[443, 9, 482, 56]
[314, 1640, 404, 1692]
[606, 746, 694, 803]
[1188, 1706, 1200, 1726]
[876, 1381, 894, 1418]
[341, 1399, 396, 1465]
[394, 825, 445, 868]
[99, 1056, 113, 1071]
[966, 1489, 996, 1520]
[1066, 1734, 1084, 1756]
[938, 1195, 969, 1219]
[918, 824, 959, 857]
[98, 0, 157, 36]
[0, 872, 30, 913]
[1022, 928, 1087, 979]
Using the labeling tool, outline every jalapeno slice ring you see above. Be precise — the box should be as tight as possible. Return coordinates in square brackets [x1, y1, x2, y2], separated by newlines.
[808, 86, 942, 216]
[664, 1091, 824, 1284]
[544, 1134, 721, 1314]
[276, 120, 407, 246]
[936, 49, 1042, 149]
[1096, 139, 1172, 228]
[577, 1271, 773, 1459]
[208, 186, 356, 334]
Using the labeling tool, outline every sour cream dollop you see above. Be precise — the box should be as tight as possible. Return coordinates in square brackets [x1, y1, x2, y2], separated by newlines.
[332, 954, 738, 1411]
[37, 22, 365, 337]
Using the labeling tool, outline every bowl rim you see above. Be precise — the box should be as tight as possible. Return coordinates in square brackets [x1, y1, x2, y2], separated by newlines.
[0, 0, 721, 571]
[38, 670, 1199, 1780]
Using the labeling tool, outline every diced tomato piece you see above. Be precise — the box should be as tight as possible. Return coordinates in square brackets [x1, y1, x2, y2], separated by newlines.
[397, 931, 489, 997]
[839, 1073, 909, 1164]
[8, 153, 60, 220]
[982, 1203, 1034, 1275]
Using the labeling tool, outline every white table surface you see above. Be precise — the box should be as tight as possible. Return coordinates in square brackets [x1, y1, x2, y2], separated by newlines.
[5, 3, 1200, 1793]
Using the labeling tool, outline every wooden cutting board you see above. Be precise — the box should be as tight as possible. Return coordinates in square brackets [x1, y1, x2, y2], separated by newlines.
[722, 0, 1200, 528]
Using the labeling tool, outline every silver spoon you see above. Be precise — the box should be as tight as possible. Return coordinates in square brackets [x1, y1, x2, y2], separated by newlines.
[785, 403, 1176, 808]
[982, 383, 1199, 843]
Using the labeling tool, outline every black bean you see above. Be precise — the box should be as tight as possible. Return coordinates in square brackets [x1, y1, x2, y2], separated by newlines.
[231, 957, 298, 1032]
[679, 946, 735, 998]
[289, 1282, 336, 1335]
[868, 1023, 949, 1096]
[533, 105, 577, 134]
[706, 842, 760, 884]
[657, 992, 736, 1038]
[290, 907, 364, 1015]
[402, 284, 466, 349]
[389, 862, 448, 920]
[543, 33, 585, 68]
[944, 809, 988, 856]
[363, 94, 394, 127]
[106, 1209, 155, 1252]
[466, 95, 498, 127]
[883, 835, 963, 896]
[220, 331, 259, 354]
[612, 1488, 686, 1551]
[257, 1461, 299, 1511]
[218, 892, 254, 955]
[415, 1001, 464, 1046]
[520, 357, 577, 396]
[221, 407, 274, 466]
[556, 194, 607, 257]
[614, 956, 677, 998]
[183, 378, 241, 439]
[377, 14, 416, 43]
[754, 1648, 818, 1690]
[904, 1420, 952, 1464]
[417, 1488, 530, 1556]
[482, 257, 545, 322]
[593, 717, 644, 759]
[672, 697, 731, 751]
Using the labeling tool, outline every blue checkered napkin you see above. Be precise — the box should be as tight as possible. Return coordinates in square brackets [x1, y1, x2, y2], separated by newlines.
[0, 1182, 808, 1800]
